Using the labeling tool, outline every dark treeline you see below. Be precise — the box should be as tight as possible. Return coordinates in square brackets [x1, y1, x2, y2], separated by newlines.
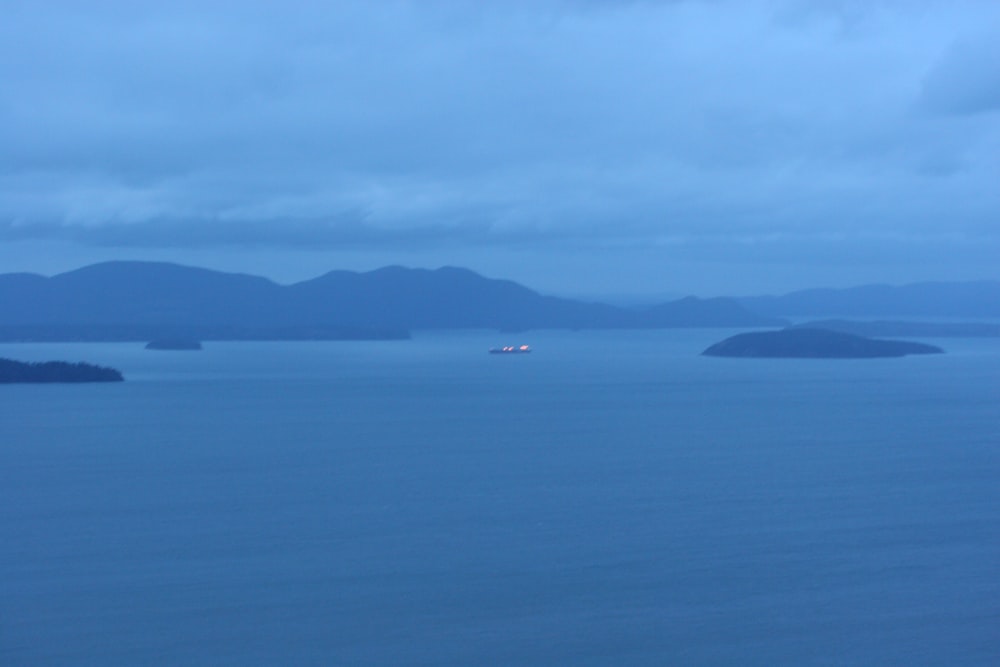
[0, 358, 124, 383]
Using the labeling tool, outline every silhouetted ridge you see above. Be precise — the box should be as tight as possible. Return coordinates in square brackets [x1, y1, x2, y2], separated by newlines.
[739, 281, 1000, 318]
[791, 320, 1000, 338]
[2, 261, 284, 328]
[0, 261, 782, 340]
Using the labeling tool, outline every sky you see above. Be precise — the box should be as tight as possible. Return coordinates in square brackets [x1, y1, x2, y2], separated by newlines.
[1, 0, 998, 299]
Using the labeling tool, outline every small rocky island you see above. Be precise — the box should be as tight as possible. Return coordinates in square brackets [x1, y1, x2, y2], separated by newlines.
[145, 338, 202, 351]
[0, 357, 124, 383]
[702, 328, 944, 358]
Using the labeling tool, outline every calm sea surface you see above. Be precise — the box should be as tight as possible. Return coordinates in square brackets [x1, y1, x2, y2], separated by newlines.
[2, 330, 998, 666]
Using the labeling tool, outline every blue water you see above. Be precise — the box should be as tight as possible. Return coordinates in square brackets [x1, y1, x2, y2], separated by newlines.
[2, 330, 998, 665]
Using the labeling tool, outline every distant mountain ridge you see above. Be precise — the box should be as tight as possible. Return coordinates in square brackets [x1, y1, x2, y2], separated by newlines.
[739, 281, 1000, 319]
[790, 320, 1000, 338]
[0, 261, 781, 341]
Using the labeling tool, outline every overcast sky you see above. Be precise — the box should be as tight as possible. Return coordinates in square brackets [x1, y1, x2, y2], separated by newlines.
[1, 0, 998, 297]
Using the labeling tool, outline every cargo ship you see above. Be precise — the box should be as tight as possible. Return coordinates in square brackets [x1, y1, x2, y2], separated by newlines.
[489, 344, 531, 354]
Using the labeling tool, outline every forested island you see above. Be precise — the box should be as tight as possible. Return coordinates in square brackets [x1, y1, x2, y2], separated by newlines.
[702, 328, 944, 359]
[0, 358, 124, 383]
[146, 339, 203, 350]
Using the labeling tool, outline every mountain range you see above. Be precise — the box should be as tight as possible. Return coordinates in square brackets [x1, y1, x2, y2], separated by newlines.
[0, 261, 781, 341]
[739, 281, 1000, 319]
[1, 262, 996, 342]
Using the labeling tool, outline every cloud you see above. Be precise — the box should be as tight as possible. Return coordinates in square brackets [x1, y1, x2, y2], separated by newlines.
[919, 34, 1000, 115]
[0, 0, 998, 291]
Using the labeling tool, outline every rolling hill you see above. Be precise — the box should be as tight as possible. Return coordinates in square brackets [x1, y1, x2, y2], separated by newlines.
[0, 261, 781, 341]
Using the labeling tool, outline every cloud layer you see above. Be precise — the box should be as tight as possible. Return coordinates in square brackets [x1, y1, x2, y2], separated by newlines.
[1, 0, 998, 293]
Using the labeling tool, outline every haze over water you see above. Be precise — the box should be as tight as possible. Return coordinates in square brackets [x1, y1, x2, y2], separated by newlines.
[2, 330, 998, 665]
